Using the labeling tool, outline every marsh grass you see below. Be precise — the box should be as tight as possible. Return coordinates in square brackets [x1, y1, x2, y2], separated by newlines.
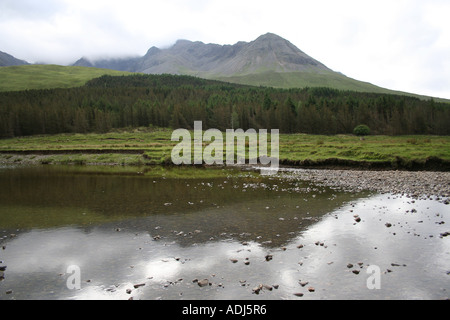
[0, 130, 449, 167]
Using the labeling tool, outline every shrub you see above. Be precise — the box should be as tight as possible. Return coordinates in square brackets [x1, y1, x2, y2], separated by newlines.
[353, 125, 371, 136]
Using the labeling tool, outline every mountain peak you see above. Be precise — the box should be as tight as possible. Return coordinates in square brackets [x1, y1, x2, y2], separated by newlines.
[145, 46, 161, 57]
[71, 33, 331, 79]
[0, 51, 29, 67]
[173, 39, 194, 47]
[72, 57, 93, 67]
[255, 32, 285, 41]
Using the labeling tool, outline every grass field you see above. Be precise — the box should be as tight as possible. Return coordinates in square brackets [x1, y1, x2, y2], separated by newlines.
[0, 65, 135, 91]
[2, 65, 449, 103]
[213, 71, 449, 102]
[0, 129, 449, 170]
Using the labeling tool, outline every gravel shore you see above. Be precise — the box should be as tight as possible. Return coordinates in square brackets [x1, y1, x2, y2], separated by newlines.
[279, 168, 450, 202]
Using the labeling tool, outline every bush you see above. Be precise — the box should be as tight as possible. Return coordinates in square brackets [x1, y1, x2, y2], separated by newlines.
[353, 125, 371, 136]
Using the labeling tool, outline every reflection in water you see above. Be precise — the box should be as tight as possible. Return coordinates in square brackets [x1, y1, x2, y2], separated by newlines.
[0, 166, 448, 300]
[0, 165, 360, 247]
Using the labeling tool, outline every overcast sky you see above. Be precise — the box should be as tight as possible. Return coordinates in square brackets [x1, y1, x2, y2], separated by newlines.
[1, 0, 449, 99]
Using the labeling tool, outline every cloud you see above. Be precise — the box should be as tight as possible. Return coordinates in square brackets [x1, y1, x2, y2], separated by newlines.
[0, 0, 448, 98]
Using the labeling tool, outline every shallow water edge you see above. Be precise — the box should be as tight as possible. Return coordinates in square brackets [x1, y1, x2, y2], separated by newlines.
[0, 165, 448, 300]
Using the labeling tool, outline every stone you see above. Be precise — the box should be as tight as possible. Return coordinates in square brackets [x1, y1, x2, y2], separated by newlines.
[198, 279, 209, 287]
[263, 284, 273, 291]
[299, 281, 309, 287]
[252, 285, 263, 295]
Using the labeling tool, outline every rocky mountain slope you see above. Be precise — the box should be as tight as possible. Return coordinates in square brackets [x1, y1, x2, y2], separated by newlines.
[0, 51, 29, 67]
[71, 33, 410, 95]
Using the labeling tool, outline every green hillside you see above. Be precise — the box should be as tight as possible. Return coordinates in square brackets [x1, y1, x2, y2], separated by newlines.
[1, 64, 447, 103]
[0, 65, 135, 92]
[213, 71, 444, 102]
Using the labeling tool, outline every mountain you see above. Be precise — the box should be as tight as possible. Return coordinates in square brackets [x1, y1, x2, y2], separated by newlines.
[72, 33, 330, 76]
[137, 33, 331, 76]
[0, 51, 29, 67]
[71, 33, 422, 97]
[73, 56, 141, 72]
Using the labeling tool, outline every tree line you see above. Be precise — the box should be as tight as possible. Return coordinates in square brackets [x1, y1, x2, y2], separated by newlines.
[0, 74, 449, 138]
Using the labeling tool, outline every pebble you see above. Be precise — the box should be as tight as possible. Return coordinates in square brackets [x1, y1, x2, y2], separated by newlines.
[197, 279, 210, 287]
[282, 169, 450, 203]
[299, 281, 309, 287]
[252, 284, 275, 295]
[252, 285, 263, 294]
[391, 263, 407, 267]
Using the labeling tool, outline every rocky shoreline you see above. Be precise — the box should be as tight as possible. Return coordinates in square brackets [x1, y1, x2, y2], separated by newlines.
[279, 168, 450, 202]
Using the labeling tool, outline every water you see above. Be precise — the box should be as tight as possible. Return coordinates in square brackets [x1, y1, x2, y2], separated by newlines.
[0, 165, 448, 300]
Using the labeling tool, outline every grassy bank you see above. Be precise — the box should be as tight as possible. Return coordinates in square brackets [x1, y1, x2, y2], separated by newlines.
[0, 129, 449, 170]
[0, 65, 135, 92]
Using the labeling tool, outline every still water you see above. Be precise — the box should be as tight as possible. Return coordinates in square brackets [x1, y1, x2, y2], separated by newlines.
[0, 165, 448, 300]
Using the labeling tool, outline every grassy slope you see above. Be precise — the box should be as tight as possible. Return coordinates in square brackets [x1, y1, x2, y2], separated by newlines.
[2, 64, 447, 103]
[0, 65, 135, 91]
[213, 71, 447, 102]
[0, 130, 449, 169]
